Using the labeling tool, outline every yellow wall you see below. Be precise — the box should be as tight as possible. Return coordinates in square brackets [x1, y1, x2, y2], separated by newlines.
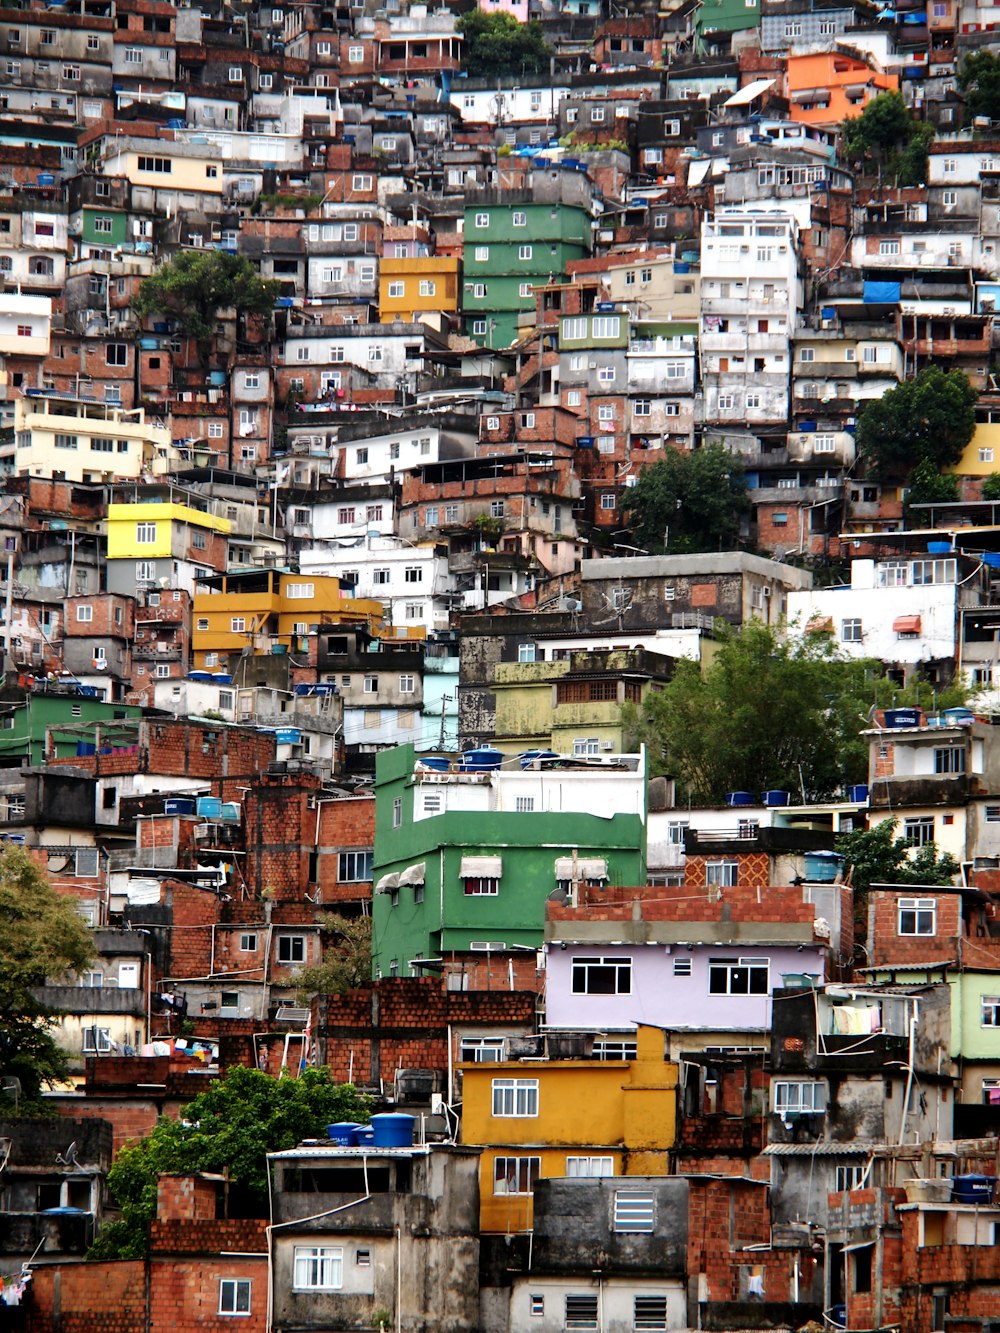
[13, 397, 174, 483]
[107, 502, 231, 559]
[947, 423, 1000, 477]
[379, 256, 461, 322]
[459, 1025, 678, 1232]
[191, 574, 385, 664]
[115, 150, 224, 194]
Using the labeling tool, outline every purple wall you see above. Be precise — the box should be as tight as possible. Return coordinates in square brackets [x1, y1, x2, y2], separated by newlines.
[544, 943, 827, 1031]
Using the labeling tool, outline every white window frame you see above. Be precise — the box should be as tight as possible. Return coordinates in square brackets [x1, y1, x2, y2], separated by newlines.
[292, 1246, 343, 1291]
[491, 1078, 538, 1117]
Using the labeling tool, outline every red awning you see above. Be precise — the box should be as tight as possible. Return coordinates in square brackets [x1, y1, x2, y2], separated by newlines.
[893, 615, 922, 634]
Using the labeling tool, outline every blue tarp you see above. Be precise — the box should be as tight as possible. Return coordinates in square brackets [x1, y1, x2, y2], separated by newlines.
[863, 280, 901, 304]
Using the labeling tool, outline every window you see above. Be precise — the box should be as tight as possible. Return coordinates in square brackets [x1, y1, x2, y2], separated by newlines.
[392, 798, 402, 828]
[231, 617, 246, 633]
[835, 1164, 868, 1193]
[107, 344, 128, 366]
[592, 316, 620, 338]
[83, 1027, 113, 1053]
[492, 1078, 538, 1117]
[353, 174, 373, 190]
[879, 240, 900, 256]
[137, 561, 155, 583]
[348, 45, 364, 61]
[518, 244, 533, 261]
[519, 283, 533, 297]
[277, 935, 306, 964]
[388, 281, 405, 299]
[464, 876, 499, 896]
[419, 279, 436, 297]
[363, 675, 378, 694]
[239, 933, 258, 952]
[705, 861, 738, 888]
[339, 851, 373, 882]
[613, 1191, 654, 1232]
[137, 156, 172, 174]
[208, 423, 224, 439]
[634, 1297, 668, 1331]
[54, 434, 78, 450]
[572, 956, 631, 995]
[493, 1156, 541, 1194]
[934, 747, 965, 774]
[512, 211, 527, 227]
[76, 604, 93, 622]
[259, 73, 272, 89]
[841, 618, 862, 643]
[75, 849, 99, 878]
[399, 674, 415, 694]
[285, 582, 314, 599]
[773, 1081, 826, 1114]
[904, 817, 935, 847]
[475, 212, 490, 228]
[799, 347, 815, 363]
[515, 796, 535, 812]
[566, 1296, 598, 1330]
[709, 957, 768, 995]
[530, 1295, 544, 1318]
[565, 1156, 614, 1176]
[518, 643, 536, 663]
[460, 1036, 505, 1062]
[898, 897, 936, 936]
[293, 1247, 343, 1291]
[674, 957, 692, 976]
[490, 500, 505, 518]
[218, 1281, 252, 1316]
[634, 399, 651, 416]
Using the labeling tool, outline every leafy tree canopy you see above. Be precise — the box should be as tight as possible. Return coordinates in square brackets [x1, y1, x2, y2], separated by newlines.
[622, 621, 970, 805]
[89, 1066, 370, 1260]
[958, 50, 1000, 127]
[904, 456, 960, 519]
[856, 365, 978, 482]
[456, 10, 551, 78]
[294, 914, 372, 1002]
[132, 250, 280, 363]
[841, 91, 935, 184]
[836, 818, 960, 898]
[0, 847, 94, 1111]
[982, 472, 1000, 501]
[618, 444, 751, 554]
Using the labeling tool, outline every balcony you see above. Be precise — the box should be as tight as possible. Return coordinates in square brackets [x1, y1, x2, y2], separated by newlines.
[869, 773, 970, 807]
[132, 644, 183, 661]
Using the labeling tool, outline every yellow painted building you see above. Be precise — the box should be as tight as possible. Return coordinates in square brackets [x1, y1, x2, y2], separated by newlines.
[102, 147, 224, 195]
[191, 569, 385, 667]
[379, 256, 461, 324]
[459, 1024, 678, 1233]
[107, 500, 231, 559]
[947, 423, 1000, 478]
[8, 394, 175, 483]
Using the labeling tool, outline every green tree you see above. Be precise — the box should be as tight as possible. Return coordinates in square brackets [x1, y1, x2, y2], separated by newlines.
[89, 1066, 370, 1260]
[982, 472, 1000, 501]
[958, 50, 1000, 127]
[294, 915, 372, 1002]
[0, 847, 94, 1111]
[622, 622, 972, 805]
[841, 91, 935, 184]
[836, 818, 960, 898]
[456, 10, 551, 78]
[618, 444, 750, 554]
[132, 250, 280, 369]
[904, 456, 960, 519]
[856, 366, 978, 482]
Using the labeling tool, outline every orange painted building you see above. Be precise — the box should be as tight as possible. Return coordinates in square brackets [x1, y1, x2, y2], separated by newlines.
[787, 52, 898, 129]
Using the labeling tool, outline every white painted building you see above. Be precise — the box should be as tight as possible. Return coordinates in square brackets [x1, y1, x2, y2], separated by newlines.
[452, 84, 569, 126]
[699, 209, 803, 427]
[787, 556, 960, 677]
[0, 293, 52, 360]
[281, 324, 425, 395]
[301, 537, 455, 636]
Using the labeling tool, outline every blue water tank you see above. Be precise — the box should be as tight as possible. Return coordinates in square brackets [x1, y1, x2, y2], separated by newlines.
[883, 708, 922, 728]
[952, 1174, 996, 1204]
[370, 1113, 415, 1148]
[762, 789, 790, 807]
[804, 851, 845, 882]
[847, 784, 869, 803]
[461, 747, 504, 772]
[327, 1122, 361, 1146]
[927, 541, 952, 554]
[196, 796, 223, 818]
[165, 798, 196, 816]
[726, 791, 753, 807]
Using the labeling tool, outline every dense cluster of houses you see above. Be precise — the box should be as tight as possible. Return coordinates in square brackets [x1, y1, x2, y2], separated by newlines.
[7, 0, 1000, 1328]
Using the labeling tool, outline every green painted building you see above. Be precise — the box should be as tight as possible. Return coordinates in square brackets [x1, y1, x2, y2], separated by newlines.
[0, 692, 143, 768]
[371, 743, 647, 977]
[81, 207, 130, 249]
[462, 199, 592, 349]
[693, 0, 760, 55]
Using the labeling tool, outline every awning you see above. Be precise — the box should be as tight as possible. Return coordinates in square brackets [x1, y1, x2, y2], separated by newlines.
[398, 862, 426, 886]
[791, 88, 828, 103]
[893, 615, 922, 634]
[842, 1239, 876, 1253]
[555, 857, 609, 880]
[722, 77, 777, 108]
[375, 873, 400, 893]
[686, 159, 712, 187]
[806, 615, 834, 633]
[460, 855, 502, 878]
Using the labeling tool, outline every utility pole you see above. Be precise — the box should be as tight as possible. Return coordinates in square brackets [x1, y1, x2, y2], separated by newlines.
[438, 692, 453, 749]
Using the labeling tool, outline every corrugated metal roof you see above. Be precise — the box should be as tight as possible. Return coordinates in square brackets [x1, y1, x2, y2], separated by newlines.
[763, 1141, 884, 1157]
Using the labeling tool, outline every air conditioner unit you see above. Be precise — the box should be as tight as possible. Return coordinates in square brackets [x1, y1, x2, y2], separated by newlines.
[601, 741, 614, 751]
[762, 586, 771, 598]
